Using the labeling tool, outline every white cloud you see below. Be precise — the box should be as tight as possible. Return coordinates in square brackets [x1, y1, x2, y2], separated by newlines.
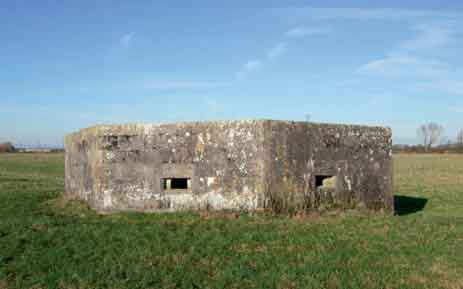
[119, 32, 135, 47]
[145, 80, 228, 90]
[358, 56, 463, 97]
[267, 42, 288, 60]
[243, 60, 262, 70]
[236, 60, 263, 79]
[236, 42, 289, 79]
[356, 56, 447, 78]
[354, 20, 461, 96]
[274, 7, 459, 22]
[357, 56, 416, 73]
[400, 24, 453, 51]
[286, 26, 330, 37]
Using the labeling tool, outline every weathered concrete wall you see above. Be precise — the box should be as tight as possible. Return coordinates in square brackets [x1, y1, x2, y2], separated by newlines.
[65, 120, 393, 213]
[65, 128, 105, 208]
[263, 121, 393, 211]
[65, 121, 266, 212]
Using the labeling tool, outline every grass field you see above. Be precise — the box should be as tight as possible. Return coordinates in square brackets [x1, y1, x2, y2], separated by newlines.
[1, 153, 462, 289]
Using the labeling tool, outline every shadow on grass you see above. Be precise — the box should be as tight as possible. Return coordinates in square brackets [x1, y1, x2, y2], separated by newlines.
[394, 195, 428, 216]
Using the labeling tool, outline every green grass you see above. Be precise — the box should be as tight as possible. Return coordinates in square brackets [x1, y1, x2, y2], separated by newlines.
[1, 153, 462, 289]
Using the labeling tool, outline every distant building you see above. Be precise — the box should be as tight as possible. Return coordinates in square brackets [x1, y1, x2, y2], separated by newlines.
[65, 120, 393, 213]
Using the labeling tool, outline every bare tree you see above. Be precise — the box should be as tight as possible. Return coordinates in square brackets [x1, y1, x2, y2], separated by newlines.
[417, 123, 444, 150]
[457, 129, 463, 147]
[304, 114, 311, 122]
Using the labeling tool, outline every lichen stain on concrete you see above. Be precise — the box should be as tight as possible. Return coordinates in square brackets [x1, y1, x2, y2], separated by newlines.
[64, 120, 393, 213]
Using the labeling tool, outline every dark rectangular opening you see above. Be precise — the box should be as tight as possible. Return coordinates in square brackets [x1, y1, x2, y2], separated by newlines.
[162, 178, 191, 190]
[315, 175, 336, 188]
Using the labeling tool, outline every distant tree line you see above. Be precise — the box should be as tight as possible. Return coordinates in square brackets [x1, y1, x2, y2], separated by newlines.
[0, 142, 65, 153]
[394, 123, 463, 153]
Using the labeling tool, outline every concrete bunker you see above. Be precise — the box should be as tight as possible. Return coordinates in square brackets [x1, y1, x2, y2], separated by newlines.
[65, 120, 393, 213]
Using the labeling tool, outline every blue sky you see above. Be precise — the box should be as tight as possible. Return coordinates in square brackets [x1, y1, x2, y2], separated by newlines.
[1, 1, 463, 146]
